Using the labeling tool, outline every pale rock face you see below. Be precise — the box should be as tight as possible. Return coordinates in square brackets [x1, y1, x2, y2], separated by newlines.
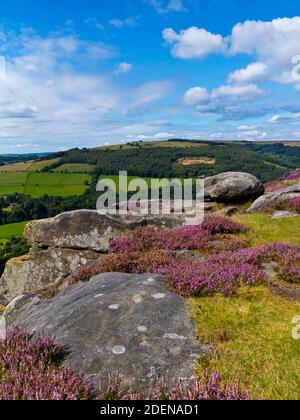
[204, 172, 264, 202]
[24, 210, 184, 251]
[6, 273, 207, 393]
[248, 184, 300, 212]
[0, 248, 99, 305]
[0, 210, 185, 304]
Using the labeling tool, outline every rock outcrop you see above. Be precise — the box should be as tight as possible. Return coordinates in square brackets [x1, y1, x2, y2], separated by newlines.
[5, 273, 206, 393]
[204, 172, 264, 202]
[0, 211, 184, 305]
[24, 210, 184, 251]
[248, 184, 300, 213]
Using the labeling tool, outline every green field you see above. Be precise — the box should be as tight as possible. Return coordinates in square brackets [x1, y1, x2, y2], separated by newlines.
[0, 161, 33, 172]
[0, 221, 28, 239]
[99, 175, 185, 194]
[54, 163, 95, 173]
[0, 172, 91, 197]
[28, 158, 61, 172]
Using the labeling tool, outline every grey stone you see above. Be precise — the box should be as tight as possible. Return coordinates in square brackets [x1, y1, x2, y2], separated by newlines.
[204, 172, 264, 202]
[24, 210, 184, 252]
[6, 273, 206, 393]
[0, 247, 99, 305]
[272, 211, 299, 219]
[248, 184, 300, 212]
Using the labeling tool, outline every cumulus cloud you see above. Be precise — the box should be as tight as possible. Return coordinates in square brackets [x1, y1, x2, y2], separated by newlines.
[184, 83, 265, 120]
[163, 26, 226, 59]
[0, 28, 174, 151]
[183, 86, 209, 105]
[229, 62, 268, 84]
[164, 17, 300, 89]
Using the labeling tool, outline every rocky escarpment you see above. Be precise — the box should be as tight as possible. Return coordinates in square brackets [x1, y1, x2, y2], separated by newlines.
[0, 211, 184, 305]
[0, 172, 265, 305]
[5, 273, 207, 393]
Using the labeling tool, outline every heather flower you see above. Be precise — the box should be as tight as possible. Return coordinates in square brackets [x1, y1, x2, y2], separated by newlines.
[0, 329, 93, 400]
[99, 371, 252, 401]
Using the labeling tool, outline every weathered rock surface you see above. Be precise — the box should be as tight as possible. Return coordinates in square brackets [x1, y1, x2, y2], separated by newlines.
[272, 211, 299, 219]
[248, 184, 300, 212]
[0, 211, 185, 304]
[0, 248, 99, 305]
[204, 172, 264, 202]
[6, 273, 206, 393]
[25, 210, 184, 251]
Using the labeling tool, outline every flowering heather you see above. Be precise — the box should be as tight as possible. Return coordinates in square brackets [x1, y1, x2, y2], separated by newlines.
[99, 372, 251, 401]
[109, 216, 246, 254]
[0, 330, 251, 400]
[157, 259, 267, 297]
[0, 329, 93, 400]
[289, 197, 300, 213]
[68, 251, 176, 285]
[286, 171, 300, 181]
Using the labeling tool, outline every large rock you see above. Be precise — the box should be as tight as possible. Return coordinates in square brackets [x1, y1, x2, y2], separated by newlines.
[204, 172, 264, 202]
[25, 210, 184, 251]
[248, 184, 300, 212]
[0, 248, 99, 305]
[6, 273, 206, 393]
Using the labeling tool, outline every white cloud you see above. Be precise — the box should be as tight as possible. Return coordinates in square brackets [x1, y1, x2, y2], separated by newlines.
[183, 86, 209, 105]
[149, 0, 185, 14]
[211, 84, 264, 101]
[109, 17, 140, 28]
[238, 125, 257, 131]
[229, 62, 268, 84]
[0, 29, 174, 152]
[269, 113, 300, 123]
[163, 27, 226, 59]
[164, 17, 300, 90]
[114, 62, 133, 75]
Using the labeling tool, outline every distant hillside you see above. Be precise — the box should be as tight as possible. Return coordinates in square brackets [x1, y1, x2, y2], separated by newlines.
[41, 140, 300, 183]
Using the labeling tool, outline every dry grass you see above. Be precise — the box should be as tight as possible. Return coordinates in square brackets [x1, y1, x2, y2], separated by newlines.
[190, 286, 300, 400]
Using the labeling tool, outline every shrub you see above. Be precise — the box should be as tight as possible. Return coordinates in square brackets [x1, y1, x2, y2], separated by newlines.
[289, 197, 300, 213]
[68, 251, 176, 285]
[0, 329, 93, 400]
[0, 330, 251, 401]
[286, 171, 300, 181]
[99, 372, 252, 401]
[109, 216, 246, 254]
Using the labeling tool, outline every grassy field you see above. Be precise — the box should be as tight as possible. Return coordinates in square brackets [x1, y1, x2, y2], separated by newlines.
[95, 140, 208, 150]
[28, 158, 61, 172]
[54, 163, 95, 173]
[0, 172, 91, 197]
[189, 213, 300, 400]
[0, 162, 33, 172]
[99, 174, 184, 194]
[190, 286, 300, 400]
[234, 213, 300, 246]
[0, 221, 28, 239]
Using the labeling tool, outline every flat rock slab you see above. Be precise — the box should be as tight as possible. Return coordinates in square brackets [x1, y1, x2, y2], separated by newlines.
[6, 273, 206, 394]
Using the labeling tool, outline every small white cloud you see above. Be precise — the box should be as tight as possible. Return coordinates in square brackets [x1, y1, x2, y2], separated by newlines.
[238, 125, 257, 131]
[211, 84, 264, 101]
[109, 17, 140, 28]
[183, 86, 209, 105]
[149, 0, 185, 14]
[163, 26, 227, 59]
[229, 62, 268, 84]
[114, 62, 133, 75]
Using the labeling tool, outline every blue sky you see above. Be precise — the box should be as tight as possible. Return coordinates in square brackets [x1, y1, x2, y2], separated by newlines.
[0, 0, 300, 152]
